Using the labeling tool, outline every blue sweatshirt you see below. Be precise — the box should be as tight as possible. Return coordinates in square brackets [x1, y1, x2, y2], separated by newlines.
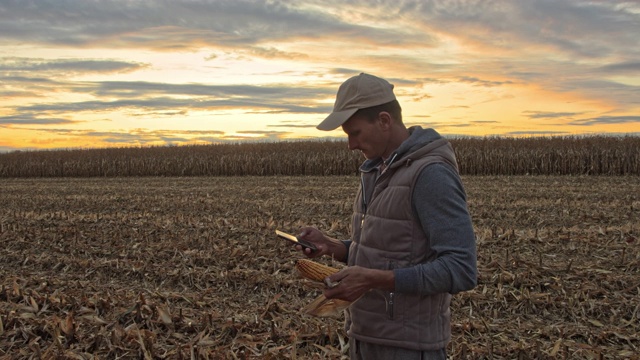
[344, 127, 477, 295]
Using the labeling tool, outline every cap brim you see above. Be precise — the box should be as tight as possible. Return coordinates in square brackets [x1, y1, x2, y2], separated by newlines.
[316, 108, 359, 131]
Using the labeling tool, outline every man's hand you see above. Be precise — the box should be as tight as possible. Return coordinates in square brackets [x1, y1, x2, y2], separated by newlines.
[295, 227, 348, 262]
[323, 266, 395, 302]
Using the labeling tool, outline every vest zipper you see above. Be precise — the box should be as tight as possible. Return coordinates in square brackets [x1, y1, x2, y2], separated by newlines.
[361, 161, 400, 321]
[387, 260, 396, 320]
[387, 292, 395, 320]
[360, 175, 367, 228]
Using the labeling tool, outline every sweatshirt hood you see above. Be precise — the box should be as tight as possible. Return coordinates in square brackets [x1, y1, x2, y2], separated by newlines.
[360, 126, 443, 172]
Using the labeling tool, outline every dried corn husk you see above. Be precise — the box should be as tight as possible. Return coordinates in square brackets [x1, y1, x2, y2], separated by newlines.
[295, 259, 350, 317]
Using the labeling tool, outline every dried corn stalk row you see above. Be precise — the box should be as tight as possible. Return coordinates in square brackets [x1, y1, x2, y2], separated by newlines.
[1, 136, 639, 177]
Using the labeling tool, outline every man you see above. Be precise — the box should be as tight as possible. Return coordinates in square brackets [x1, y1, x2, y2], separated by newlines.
[296, 73, 477, 359]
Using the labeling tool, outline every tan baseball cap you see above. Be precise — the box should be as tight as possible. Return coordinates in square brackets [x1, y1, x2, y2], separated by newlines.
[317, 73, 396, 131]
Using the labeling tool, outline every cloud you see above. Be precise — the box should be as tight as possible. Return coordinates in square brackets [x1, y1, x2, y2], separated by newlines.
[417, 1, 638, 59]
[523, 111, 585, 119]
[1, 75, 57, 84]
[570, 116, 640, 126]
[457, 76, 513, 87]
[13, 96, 331, 116]
[505, 131, 571, 136]
[0, 1, 424, 51]
[442, 123, 473, 128]
[1, 1, 637, 61]
[470, 120, 500, 124]
[0, 115, 78, 125]
[0, 57, 147, 74]
[0, 0, 638, 149]
[217, 133, 286, 142]
[520, 112, 640, 129]
[597, 61, 640, 74]
[85, 81, 334, 100]
[248, 46, 309, 60]
[560, 79, 639, 100]
[3, 79, 335, 117]
[267, 123, 318, 129]
[26, 85, 331, 122]
[12, 128, 229, 147]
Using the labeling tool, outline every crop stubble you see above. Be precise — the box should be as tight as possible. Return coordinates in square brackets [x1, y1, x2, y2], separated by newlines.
[0, 176, 638, 359]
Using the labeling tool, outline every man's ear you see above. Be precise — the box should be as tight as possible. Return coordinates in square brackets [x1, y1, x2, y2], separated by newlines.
[378, 111, 393, 130]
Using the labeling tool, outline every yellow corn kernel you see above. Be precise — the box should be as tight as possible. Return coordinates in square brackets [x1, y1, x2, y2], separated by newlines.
[295, 259, 339, 282]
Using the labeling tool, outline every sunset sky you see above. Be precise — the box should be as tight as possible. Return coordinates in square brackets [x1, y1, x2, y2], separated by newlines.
[1, 0, 639, 152]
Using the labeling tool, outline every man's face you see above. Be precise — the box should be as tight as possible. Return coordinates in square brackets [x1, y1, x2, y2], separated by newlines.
[341, 114, 388, 160]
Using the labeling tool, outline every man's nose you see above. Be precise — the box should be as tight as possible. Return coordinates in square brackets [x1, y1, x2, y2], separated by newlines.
[348, 137, 358, 151]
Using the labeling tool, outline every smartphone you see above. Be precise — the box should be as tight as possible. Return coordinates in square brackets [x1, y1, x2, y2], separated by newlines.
[275, 230, 317, 251]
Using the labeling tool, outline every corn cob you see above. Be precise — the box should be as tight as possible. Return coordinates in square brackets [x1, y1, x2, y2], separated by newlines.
[295, 259, 339, 282]
[295, 259, 357, 317]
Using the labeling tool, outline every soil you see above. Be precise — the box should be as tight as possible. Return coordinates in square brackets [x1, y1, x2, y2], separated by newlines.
[1, 176, 638, 359]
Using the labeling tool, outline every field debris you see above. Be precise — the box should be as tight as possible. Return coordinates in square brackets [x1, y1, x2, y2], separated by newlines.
[0, 176, 638, 359]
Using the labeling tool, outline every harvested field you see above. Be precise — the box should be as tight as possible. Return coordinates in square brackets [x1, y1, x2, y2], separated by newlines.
[0, 176, 638, 359]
